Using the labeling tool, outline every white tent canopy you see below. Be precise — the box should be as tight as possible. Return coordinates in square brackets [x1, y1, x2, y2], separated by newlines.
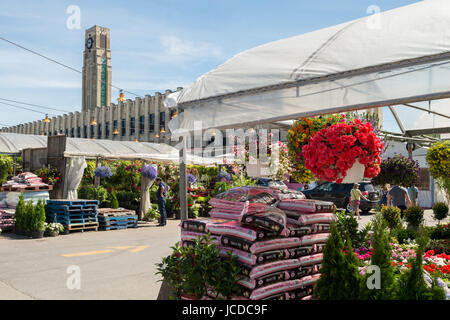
[0, 132, 47, 155]
[165, 0, 450, 131]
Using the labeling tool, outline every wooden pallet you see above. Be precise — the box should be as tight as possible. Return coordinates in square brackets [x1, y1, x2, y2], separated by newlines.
[97, 208, 136, 217]
[63, 222, 99, 233]
[0, 185, 53, 192]
[47, 199, 99, 206]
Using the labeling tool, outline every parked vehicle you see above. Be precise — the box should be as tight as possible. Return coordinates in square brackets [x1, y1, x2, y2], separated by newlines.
[255, 178, 305, 198]
[302, 181, 379, 213]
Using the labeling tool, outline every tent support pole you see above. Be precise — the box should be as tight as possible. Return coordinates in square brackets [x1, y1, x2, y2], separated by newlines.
[94, 157, 101, 187]
[407, 143, 417, 205]
[179, 135, 188, 221]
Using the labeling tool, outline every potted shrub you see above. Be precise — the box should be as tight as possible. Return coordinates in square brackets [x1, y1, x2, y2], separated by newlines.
[30, 199, 46, 238]
[24, 200, 35, 237]
[381, 206, 402, 238]
[404, 205, 424, 232]
[44, 222, 64, 237]
[14, 193, 26, 236]
[432, 202, 448, 225]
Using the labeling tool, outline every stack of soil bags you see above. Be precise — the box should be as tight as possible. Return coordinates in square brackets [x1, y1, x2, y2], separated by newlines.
[2, 172, 49, 188]
[178, 186, 336, 300]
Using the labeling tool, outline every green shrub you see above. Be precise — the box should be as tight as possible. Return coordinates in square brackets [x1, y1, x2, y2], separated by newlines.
[109, 190, 119, 209]
[432, 202, 448, 223]
[24, 200, 34, 231]
[424, 224, 450, 240]
[33, 199, 46, 231]
[381, 206, 402, 236]
[156, 234, 241, 299]
[213, 181, 232, 196]
[335, 210, 369, 248]
[391, 227, 416, 244]
[315, 223, 362, 300]
[146, 204, 160, 221]
[404, 205, 424, 228]
[395, 229, 445, 300]
[116, 190, 140, 212]
[361, 213, 396, 300]
[78, 185, 109, 207]
[14, 193, 25, 230]
[0, 155, 13, 183]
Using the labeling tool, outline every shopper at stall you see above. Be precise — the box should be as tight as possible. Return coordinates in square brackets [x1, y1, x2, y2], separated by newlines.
[387, 185, 411, 219]
[350, 183, 368, 220]
[155, 177, 167, 226]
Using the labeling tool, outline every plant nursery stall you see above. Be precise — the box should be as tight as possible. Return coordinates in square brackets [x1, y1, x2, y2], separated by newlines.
[159, 0, 450, 300]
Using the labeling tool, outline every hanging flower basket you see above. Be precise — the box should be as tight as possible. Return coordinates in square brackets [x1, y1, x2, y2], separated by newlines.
[141, 164, 157, 180]
[302, 119, 383, 183]
[94, 166, 113, 178]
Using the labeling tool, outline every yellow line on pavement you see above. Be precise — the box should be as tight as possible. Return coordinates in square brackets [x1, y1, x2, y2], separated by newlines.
[62, 250, 114, 257]
[109, 246, 134, 250]
[129, 245, 148, 253]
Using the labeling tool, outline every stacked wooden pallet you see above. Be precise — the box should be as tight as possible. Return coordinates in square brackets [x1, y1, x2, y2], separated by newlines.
[0, 209, 15, 231]
[97, 208, 138, 231]
[46, 200, 99, 233]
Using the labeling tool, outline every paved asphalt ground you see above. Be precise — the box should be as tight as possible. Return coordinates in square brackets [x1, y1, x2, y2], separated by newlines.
[0, 210, 447, 300]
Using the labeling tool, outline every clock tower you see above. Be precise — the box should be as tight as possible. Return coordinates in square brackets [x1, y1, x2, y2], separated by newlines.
[82, 25, 112, 111]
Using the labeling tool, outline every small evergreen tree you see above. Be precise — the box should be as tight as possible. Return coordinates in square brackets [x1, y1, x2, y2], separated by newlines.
[34, 199, 46, 231]
[24, 200, 34, 232]
[396, 229, 445, 300]
[315, 223, 362, 300]
[14, 193, 25, 230]
[361, 213, 396, 300]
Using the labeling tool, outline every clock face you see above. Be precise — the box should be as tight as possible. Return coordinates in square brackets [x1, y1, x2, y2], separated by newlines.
[86, 37, 93, 49]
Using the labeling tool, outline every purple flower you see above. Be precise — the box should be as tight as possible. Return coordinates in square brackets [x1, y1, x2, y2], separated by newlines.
[141, 164, 157, 180]
[187, 173, 196, 184]
[218, 171, 231, 182]
[94, 166, 112, 178]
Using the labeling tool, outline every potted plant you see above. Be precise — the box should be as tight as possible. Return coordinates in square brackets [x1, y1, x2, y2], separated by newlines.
[44, 222, 64, 237]
[302, 119, 383, 183]
[404, 205, 424, 232]
[432, 202, 449, 225]
[30, 199, 46, 238]
[14, 193, 26, 236]
[381, 205, 402, 238]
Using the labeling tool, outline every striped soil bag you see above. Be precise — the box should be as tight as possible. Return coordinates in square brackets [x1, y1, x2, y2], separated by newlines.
[287, 213, 336, 226]
[239, 206, 288, 235]
[277, 199, 335, 213]
[220, 235, 301, 254]
[246, 259, 302, 279]
[206, 220, 278, 242]
[299, 233, 330, 246]
[298, 253, 323, 267]
[238, 263, 321, 290]
[219, 246, 285, 266]
[180, 230, 220, 246]
[210, 187, 279, 212]
[209, 208, 243, 220]
[249, 274, 321, 300]
[180, 218, 229, 233]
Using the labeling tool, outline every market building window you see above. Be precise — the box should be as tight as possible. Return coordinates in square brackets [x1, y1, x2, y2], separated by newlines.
[83, 125, 87, 138]
[121, 119, 126, 136]
[160, 112, 165, 128]
[97, 123, 102, 137]
[149, 113, 155, 132]
[71, 128, 74, 138]
[139, 115, 145, 134]
[418, 168, 431, 190]
[130, 117, 135, 136]
[77, 127, 81, 138]
[105, 121, 110, 138]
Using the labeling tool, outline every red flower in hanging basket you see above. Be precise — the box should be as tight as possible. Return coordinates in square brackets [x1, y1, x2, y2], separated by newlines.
[302, 120, 383, 183]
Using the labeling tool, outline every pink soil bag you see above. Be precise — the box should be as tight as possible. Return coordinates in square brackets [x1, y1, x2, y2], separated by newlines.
[219, 246, 285, 266]
[239, 206, 288, 236]
[277, 199, 335, 213]
[179, 218, 229, 233]
[209, 208, 243, 220]
[180, 230, 220, 246]
[299, 233, 330, 246]
[249, 274, 321, 300]
[206, 220, 276, 242]
[247, 259, 301, 279]
[286, 213, 336, 225]
[220, 235, 301, 254]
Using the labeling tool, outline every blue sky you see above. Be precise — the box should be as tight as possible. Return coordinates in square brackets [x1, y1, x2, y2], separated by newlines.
[0, 0, 448, 132]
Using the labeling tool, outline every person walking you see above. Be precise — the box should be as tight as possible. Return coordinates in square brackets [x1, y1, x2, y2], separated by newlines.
[387, 185, 411, 219]
[379, 184, 390, 207]
[350, 183, 368, 220]
[407, 186, 419, 206]
[155, 177, 167, 226]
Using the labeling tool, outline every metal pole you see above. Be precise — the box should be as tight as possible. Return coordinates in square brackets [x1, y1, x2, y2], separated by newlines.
[407, 143, 417, 205]
[94, 157, 101, 187]
[179, 135, 188, 221]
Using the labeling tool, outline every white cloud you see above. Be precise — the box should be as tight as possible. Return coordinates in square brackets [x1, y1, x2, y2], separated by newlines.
[160, 35, 224, 60]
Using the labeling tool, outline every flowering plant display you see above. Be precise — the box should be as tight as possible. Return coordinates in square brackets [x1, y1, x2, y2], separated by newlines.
[287, 114, 343, 183]
[36, 167, 61, 185]
[187, 173, 196, 184]
[94, 166, 113, 178]
[141, 164, 157, 180]
[372, 154, 420, 187]
[218, 171, 231, 182]
[44, 222, 64, 233]
[423, 250, 450, 286]
[302, 119, 383, 183]
[426, 140, 450, 202]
